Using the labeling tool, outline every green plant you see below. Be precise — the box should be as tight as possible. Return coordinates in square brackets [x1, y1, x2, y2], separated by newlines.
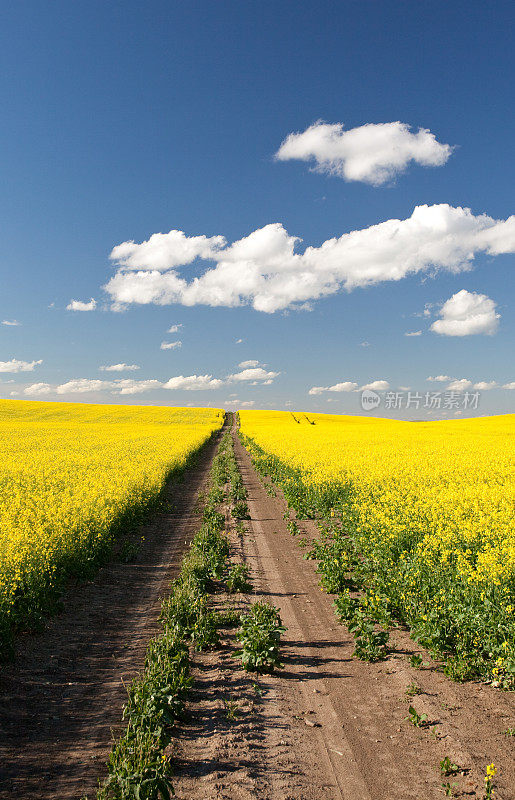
[231, 501, 251, 520]
[441, 781, 458, 797]
[405, 682, 422, 698]
[405, 705, 428, 727]
[410, 654, 423, 668]
[440, 756, 460, 777]
[223, 698, 241, 720]
[504, 727, 515, 736]
[119, 540, 140, 563]
[348, 611, 388, 662]
[226, 563, 251, 593]
[236, 602, 285, 673]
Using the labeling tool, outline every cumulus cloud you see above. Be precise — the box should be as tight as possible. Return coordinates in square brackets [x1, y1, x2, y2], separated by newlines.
[23, 382, 52, 396]
[360, 380, 390, 391]
[473, 381, 498, 390]
[160, 341, 182, 350]
[431, 290, 500, 337]
[447, 378, 473, 391]
[113, 379, 161, 395]
[427, 375, 451, 382]
[167, 324, 183, 333]
[405, 330, 422, 337]
[275, 121, 453, 185]
[104, 205, 515, 314]
[2, 319, 21, 326]
[99, 363, 140, 372]
[503, 382, 515, 390]
[0, 358, 42, 373]
[110, 230, 225, 270]
[227, 367, 279, 383]
[67, 298, 97, 311]
[56, 379, 108, 394]
[309, 381, 358, 395]
[163, 374, 225, 391]
[238, 360, 260, 369]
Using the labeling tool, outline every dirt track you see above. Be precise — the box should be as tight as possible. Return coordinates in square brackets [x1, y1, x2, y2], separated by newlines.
[0, 421, 513, 800]
[172, 428, 515, 800]
[0, 432, 221, 800]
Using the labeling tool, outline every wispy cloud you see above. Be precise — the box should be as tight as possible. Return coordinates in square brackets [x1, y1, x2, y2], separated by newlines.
[67, 298, 97, 311]
[167, 324, 183, 333]
[309, 381, 358, 395]
[160, 340, 182, 350]
[99, 363, 140, 372]
[1, 320, 21, 326]
[405, 330, 422, 337]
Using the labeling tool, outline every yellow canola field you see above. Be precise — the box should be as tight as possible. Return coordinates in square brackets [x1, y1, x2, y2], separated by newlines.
[240, 410, 515, 680]
[0, 400, 223, 649]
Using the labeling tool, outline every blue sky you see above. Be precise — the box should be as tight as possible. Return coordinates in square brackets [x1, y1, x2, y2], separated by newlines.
[1, 0, 514, 418]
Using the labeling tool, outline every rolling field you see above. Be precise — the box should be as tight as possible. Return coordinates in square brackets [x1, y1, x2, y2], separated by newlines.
[240, 411, 515, 685]
[0, 400, 223, 652]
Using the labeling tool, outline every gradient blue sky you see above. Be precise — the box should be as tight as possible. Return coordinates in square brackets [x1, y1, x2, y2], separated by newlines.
[1, 0, 513, 418]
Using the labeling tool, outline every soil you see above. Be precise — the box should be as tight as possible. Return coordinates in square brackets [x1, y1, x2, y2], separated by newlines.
[1, 421, 513, 800]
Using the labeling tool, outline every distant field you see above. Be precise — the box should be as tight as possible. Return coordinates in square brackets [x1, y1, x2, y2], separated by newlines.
[240, 411, 515, 683]
[0, 400, 223, 651]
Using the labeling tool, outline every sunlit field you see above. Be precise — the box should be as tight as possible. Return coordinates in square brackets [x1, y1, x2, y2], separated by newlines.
[240, 411, 515, 684]
[0, 400, 223, 652]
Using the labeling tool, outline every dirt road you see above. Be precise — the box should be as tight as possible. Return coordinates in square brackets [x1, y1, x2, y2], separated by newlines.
[0, 432, 221, 800]
[172, 427, 514, 800]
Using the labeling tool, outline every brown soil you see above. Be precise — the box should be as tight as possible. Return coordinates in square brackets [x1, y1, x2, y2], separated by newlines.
[0, 432, 222, 800]
[171, 428, 515, 800]
[1, 421, 514, 800]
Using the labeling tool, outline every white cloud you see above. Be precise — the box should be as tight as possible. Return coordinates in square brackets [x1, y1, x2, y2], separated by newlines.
[309, 381, 358, 395]
[431, 290, 500, 337]
[238, 360, 260, 368]
[359, 341, 371, 347]
[473, 381, 498, 390]
[275, 121, 453, 185]
[110, 230, 225, 270]
[227, 367, 279, 383]
[23, 382, 52, 396]
[447, 378, 473, 391]
[67, 298, 97, 311]
[160, 340, 182, 350]
[360, 380, 390, 391]
[57, 378, 108, 394]
[167, 324, 183, 333]
[240, 400, 255, 407]
[2, 319, 21, 326]
[163, 374, 225, 391]
[427, 375, 451, 382]
[0, 358, 42, 373]
[503, 382, 515, 390]
[55, 377, 163, 395]
[104, 205, 515, 313]
[112, 379, 161, 395]
[100, 363, 140, 372]
[405, 330, 422, 337]
[235, 338, 244, 344]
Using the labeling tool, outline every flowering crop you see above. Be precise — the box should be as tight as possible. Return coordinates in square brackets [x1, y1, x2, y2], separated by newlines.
[0, 399, 223, 655]
[240, 410, 515, 683]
